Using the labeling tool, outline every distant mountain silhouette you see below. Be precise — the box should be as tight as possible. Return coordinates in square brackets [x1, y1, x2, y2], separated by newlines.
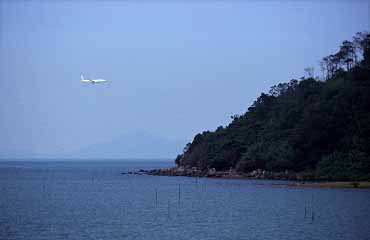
[70, 129, 187, 159]
[0, 150, 32, 159]
[0, 149, 54, 159]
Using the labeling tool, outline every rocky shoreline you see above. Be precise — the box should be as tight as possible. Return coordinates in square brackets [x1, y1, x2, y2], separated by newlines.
[121, 166, 370, 189]
[123, 166, 300, 180]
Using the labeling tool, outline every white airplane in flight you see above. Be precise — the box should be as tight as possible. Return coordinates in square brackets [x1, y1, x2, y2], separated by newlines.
[81, 75, 107, 84]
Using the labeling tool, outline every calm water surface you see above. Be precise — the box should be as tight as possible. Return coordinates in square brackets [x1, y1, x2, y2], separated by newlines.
[1, 160, 369, 240]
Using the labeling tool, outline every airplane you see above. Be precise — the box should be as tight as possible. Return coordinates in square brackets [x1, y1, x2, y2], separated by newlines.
[81, 75, 107, 84]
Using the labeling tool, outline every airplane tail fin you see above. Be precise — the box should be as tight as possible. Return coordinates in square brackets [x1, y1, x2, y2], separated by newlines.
[81, 75, 84, 81]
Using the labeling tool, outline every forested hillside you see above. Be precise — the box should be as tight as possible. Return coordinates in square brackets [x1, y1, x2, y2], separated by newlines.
[175, 32, 370, 181]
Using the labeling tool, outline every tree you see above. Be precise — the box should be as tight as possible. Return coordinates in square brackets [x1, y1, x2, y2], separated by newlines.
[320, 57, 330, 80]
[353, 31, 370, 66]
[304, 67, 314, 79]
[338, 40, 356, 70]
[183, 142, 191, 153]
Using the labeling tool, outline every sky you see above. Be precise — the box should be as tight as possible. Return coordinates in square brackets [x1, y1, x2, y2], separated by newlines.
[0, 1, 369, 158]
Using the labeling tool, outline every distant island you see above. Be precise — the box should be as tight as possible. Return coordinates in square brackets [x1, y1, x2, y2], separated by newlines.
[150, 31, 370, 182]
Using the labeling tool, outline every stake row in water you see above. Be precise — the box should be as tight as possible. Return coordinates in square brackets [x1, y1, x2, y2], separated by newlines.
[154, 184, 182, 218]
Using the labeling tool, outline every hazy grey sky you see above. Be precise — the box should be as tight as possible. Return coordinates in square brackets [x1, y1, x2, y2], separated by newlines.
[0, 1, 368, 156]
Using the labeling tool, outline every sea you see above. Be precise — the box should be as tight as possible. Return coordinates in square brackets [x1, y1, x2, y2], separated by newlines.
[1, 160, 369, 240]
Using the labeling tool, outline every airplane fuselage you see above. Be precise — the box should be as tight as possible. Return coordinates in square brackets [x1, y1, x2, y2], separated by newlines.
[81, 75, 107, 84]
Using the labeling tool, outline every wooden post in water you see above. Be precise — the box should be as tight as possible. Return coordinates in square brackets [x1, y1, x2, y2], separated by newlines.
[123, 201, 125, 216]
[178, 184, 181, 206]
[155, 188, 158, 207]
[177, 184, 181, 216]
[304, 205, 307, 218]
[311, 210, 315, 223]
[311, 194, 314, 223]
[167, 199, 170, 218]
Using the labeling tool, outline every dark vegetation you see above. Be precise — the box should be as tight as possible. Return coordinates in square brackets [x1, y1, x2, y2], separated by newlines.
[175, 32, 370, 181]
